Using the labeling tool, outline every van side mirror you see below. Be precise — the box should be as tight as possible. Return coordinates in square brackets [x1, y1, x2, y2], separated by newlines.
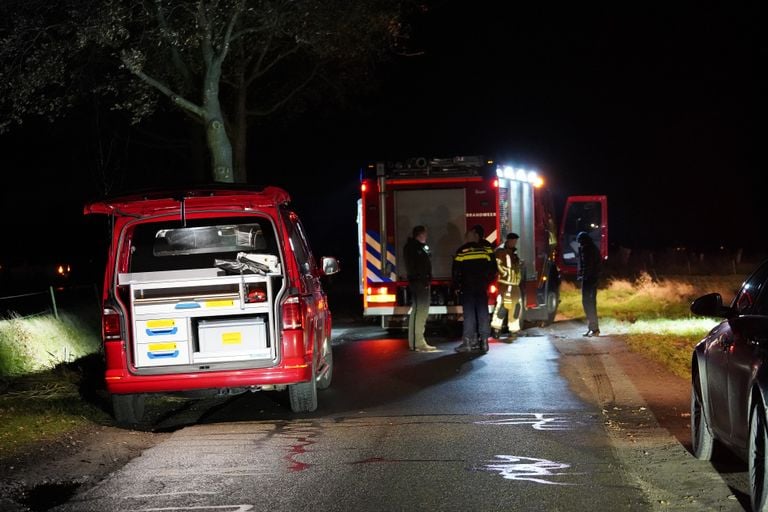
[321, 256, 340, 276]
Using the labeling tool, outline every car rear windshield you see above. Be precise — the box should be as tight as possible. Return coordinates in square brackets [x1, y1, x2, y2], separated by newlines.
[128, 216, 279, 273]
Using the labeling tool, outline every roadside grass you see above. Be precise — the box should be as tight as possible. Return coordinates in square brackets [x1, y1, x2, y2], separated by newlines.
[0, 272, 748, 459]
[557, 272, 745, 379]
[0, 364, 112, 459]
[0, 310, 108, 459]
[0, 310, 101, 376]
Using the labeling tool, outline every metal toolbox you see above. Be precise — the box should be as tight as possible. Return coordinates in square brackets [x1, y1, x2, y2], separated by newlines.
[195, 316, 270, 363]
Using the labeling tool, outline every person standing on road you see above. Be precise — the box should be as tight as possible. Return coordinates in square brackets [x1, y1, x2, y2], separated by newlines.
[403, 225, 439, 352]
[452, 228, 497, 353]
[472, 224, 494, 251]
[577, 231, 601, 337]
[491, 232, 524, 340]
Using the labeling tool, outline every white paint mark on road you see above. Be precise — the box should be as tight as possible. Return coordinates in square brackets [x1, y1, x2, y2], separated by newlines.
[479, 455, 580, 485]
[127, 492, 219, 498]
[475, 412, 573, 430]
[127, 505, 253, 511]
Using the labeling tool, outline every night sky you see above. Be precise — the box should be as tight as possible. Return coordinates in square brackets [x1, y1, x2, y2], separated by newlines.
[0, 1, 763, 279]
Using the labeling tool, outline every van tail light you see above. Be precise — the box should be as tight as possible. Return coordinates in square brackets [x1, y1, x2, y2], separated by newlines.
[282, 296, 304, 330]
[103, 307, 123, 340]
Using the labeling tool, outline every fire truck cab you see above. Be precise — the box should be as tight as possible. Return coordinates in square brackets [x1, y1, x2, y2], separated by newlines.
[357, 155, 608, 329]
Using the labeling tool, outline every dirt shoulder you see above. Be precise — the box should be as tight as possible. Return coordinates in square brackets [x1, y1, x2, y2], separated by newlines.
[0, 424, 167, 511]
[546, 320, 747, 511]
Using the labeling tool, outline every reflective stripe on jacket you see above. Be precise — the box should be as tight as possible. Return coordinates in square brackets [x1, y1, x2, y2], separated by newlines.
[495, 247, 522, 286]
[452, 243, 496, 293]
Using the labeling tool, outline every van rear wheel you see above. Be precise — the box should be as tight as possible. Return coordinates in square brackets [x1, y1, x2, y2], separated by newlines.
[112, 393, 145, 427]
[289, 361, 318, 413]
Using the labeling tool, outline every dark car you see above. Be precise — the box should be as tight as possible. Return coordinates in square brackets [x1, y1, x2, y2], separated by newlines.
[690, 258, 768, 511]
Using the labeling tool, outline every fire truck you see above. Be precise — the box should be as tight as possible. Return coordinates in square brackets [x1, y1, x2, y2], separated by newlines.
[357, 155, 608, 329]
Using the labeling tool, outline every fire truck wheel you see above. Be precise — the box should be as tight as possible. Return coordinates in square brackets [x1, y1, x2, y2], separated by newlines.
[317, 336, 334, 390]
[545, 290, 560, 325]
[112, 393, 145, 427]
[289, 361, 318, 413]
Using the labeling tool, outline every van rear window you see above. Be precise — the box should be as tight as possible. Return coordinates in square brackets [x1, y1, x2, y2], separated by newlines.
[129, 217, 278, 273]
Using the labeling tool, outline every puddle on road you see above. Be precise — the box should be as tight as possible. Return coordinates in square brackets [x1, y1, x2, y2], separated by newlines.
[21, 481, 81, 511]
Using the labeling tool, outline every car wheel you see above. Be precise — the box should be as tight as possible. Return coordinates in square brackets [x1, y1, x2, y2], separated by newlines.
[112, 393, 145, 427]
[289, 361, 318, 413]
[317, 336, 333, 390]
[750, 402, 768, 512]
[690, 386, 715, 460]
[545, 290, 559, 325]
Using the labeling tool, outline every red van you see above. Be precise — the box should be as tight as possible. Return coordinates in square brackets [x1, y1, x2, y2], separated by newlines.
[85, 186, 338, 426]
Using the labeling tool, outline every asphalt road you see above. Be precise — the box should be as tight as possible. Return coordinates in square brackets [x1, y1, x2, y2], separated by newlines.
[49, 322, 744, 512]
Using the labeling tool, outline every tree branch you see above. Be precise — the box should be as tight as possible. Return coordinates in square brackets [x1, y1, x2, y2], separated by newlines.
[213, 0, 243, 67]
[230, 26, 268, 42]
[121, 54, 205, 118]
[248, 31, 273, 83]
[154, 0, 193, 87]
[249, 43, 301, 85]
[196, 0, 214, 65]
[248, 64, 319, 117]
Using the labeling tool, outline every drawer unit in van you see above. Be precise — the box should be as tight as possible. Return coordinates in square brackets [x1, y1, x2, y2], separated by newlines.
[123, 271, 274, 317]
[194, 316, 271, 363]
[135, 318, 188, 343]
[134, 318, 191, 367]
[135, 339, 191, 367]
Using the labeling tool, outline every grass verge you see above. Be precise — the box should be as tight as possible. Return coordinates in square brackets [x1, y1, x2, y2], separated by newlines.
[557, 271, 745, 379]
[0, 310, 108, 459]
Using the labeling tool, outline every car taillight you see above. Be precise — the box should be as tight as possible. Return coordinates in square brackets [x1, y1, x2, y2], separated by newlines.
[103, 307, 122, 340]
[282, 296, 303, 330]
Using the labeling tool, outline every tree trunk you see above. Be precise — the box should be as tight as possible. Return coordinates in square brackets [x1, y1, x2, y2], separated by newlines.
[185, 120, 207, 184]
[203, 65, 234, 183]
[232, 74, 248, 183]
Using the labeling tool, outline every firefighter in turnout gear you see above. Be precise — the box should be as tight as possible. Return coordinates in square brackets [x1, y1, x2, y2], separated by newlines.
[491, 232, 524, 339]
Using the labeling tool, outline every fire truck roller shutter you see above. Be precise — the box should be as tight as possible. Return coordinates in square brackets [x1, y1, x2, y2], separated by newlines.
[394, 189, 465, 280]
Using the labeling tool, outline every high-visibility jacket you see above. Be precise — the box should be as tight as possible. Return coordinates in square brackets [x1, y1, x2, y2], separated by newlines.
[452, 242, 496, 294]
[495, 246, 522, 287]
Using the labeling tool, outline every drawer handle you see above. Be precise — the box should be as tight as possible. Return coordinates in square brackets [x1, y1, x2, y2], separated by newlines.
[175, 302, 201, 309]
[146, 327, 179, 336]
[147, 350, 180, 359]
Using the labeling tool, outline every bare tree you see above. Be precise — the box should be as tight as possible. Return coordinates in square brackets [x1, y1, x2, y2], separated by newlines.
[0, 0, 416, 183]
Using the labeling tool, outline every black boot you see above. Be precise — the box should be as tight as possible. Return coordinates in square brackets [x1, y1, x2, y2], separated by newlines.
[455, 336, 474, 353]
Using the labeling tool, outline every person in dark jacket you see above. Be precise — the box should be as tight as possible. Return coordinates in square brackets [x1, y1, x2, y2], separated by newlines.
[452, 228, 497, 353]
[472, 224, 494, 251]
[403, 225, 439, 352]
[576, 231, 601, 336]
